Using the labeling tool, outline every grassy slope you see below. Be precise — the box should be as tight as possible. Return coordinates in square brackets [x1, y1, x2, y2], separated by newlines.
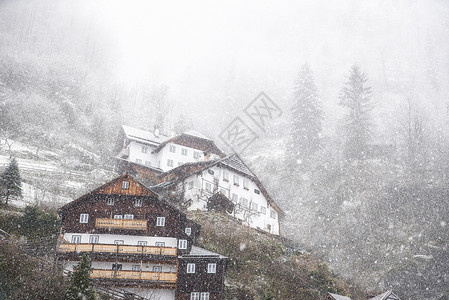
[189, 211, 368, 300]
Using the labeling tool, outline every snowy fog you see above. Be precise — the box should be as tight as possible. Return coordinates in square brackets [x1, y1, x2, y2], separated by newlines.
[0, 0, 448, 299]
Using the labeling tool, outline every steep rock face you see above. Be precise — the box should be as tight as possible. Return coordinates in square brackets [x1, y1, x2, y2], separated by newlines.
[188, 211, 368, 300]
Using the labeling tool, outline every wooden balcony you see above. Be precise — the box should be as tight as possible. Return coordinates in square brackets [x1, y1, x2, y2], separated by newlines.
[95, 218, 147, 231]
[90, 269, 177, 283]
[57, 243, 177, 256]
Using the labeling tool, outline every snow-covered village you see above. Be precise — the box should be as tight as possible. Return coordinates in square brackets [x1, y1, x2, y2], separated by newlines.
[0, 1, 448, 300]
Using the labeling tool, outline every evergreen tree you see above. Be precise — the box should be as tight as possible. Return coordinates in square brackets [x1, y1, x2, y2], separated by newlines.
[65, 253, 97, 300]
[286, 64, 323, 168]
[339, 65, 374, 160]
[0, 158, 21, 205]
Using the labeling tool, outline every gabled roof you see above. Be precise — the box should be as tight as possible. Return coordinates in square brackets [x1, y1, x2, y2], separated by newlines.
[155, 154, 285, 217]
[152, 132, 225, 157]
[328, 293, 352, 300]
[122, 125, 171, 146]
[58, 174, 159, 214]
[370, 291, 401, 300]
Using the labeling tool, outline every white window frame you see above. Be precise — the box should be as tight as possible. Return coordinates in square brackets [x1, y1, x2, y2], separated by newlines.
[106, 198, 114, 206]
[122, 181, 129, 189]
[135, 199, 143, 207]
[241, 198, 248, 207]
[270, 210, 277, 219]
[89, 235, 99, 244]
[243, 179, 249, 189]
[114, 240, 124, 245]
[124, 214, 134, 219]
[208, 169, 214, 175]
[188, 181, 194, 190]
[254, 189, 260, 194]
[232, 193, 238, 203]
[167, 159, 174, 167]
[71, 235, 81, 243]
[114, 214, 123, 219]
[190, 292, 200, 300]
[132, 265, 141, 271]
[138, 241, 147, 246]
[185, 227, 192, 236]
[178, 239, 187, 249]
[142, 145, 148, 153]
[145, 161, 151, 167]
[153, 265, 162, 272]
[182, 148, 188, 156]
[223, 170, 229, 181]
[200, 292, 210, 300]
[136, 158, 142, 164]
[156, 217, 165, 226]
[79, 214, 89, 223]
[207, 263, 216, 273]
[169, 144, 176, 153]
[155, 242, 165, 247]
[260, 206, 267, 215]
[233, 175, 239, 185]
[193, 151, 200, 159]
[187, 263, 195, 274]
[205, 182, 212, 193]
[251, 202, 258, 211]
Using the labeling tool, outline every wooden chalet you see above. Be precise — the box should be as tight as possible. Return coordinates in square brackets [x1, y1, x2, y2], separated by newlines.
[57, 174, 227, 300]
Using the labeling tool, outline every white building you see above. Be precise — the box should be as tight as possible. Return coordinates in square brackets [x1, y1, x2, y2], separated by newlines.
[155, 154, 284, 236]
[117, 125, 224, 173]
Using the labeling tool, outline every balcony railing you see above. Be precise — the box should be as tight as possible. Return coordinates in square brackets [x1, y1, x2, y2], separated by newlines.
[57, 243, 177, 256]
[95, 218, 147, 231]
[90, 269, 177, 283]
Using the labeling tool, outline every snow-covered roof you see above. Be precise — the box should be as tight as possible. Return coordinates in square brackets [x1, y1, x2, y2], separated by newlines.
[329, 293, 352, 300]
[181, 246, 227, 259]
[219, 154, 255, 178]
[370, 291, 401, 300]
[183, 130, 212, 140]
[122, 125, 171, 145]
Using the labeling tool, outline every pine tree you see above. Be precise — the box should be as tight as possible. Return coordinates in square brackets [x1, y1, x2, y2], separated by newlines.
[65, 253, 97, 300]
[339, 65, 374, 160]
[286, 64, 323, 168]
[0, 158, 21, 205]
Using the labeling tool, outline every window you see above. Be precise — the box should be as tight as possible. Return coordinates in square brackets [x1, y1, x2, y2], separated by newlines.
[79, 214, 89, 223]
[220, 188, 227, 197]
[233, 175, 239, 185]
[142, 145, 148, 153]
[135, 199, 143, 207]
[188, 181, 194, 190]
[71, 235, 81, 244]
[223, 170, 229, 181]
[138, 241, 147, 246]
[145, 161, 151, 167]
[132, 265, 141, 271]
[167, 159, 174, 167]
[114, 240, 124, 245]
[270, 210, 277, 219]
[208, 169, 214, 175]
[243, 179, 249, 189]
[260, 206, 267, 214]
[193, 151, 200, 159]
[241, 198, 248, 207]
[153, 265, 162, 272]
[122, 181, 129, 189]
[251, 202, 258, 211]
[185, 227, 192, 236]
[114, 214, 123, 219]
[205, 182, 212, 193]
[182, 148, 188, 156]
[106, 198, 114, 206]
[267, 224, 272, 232]
[178, 162, 183, 166]
[200, 292, 210, 300]
[207, 263, 216, 273]
[136, 158, 142, 164]
[254, 189, 260, 194]
[156, 217, 165, 226]
[187, 263, 195, 273]
[112, 264, 122, 271]
[155, 242, 165, 247]
[89, 235, 99, 244]
[178, 239, 187, 249]
[169, 145, 176, 153]
[232, 193, 238, 203]
[190, 292, 200, 300]
[124, 214, 134, 219]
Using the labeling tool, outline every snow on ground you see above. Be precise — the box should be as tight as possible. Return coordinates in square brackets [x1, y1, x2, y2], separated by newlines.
[8, 182, 72, 209]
